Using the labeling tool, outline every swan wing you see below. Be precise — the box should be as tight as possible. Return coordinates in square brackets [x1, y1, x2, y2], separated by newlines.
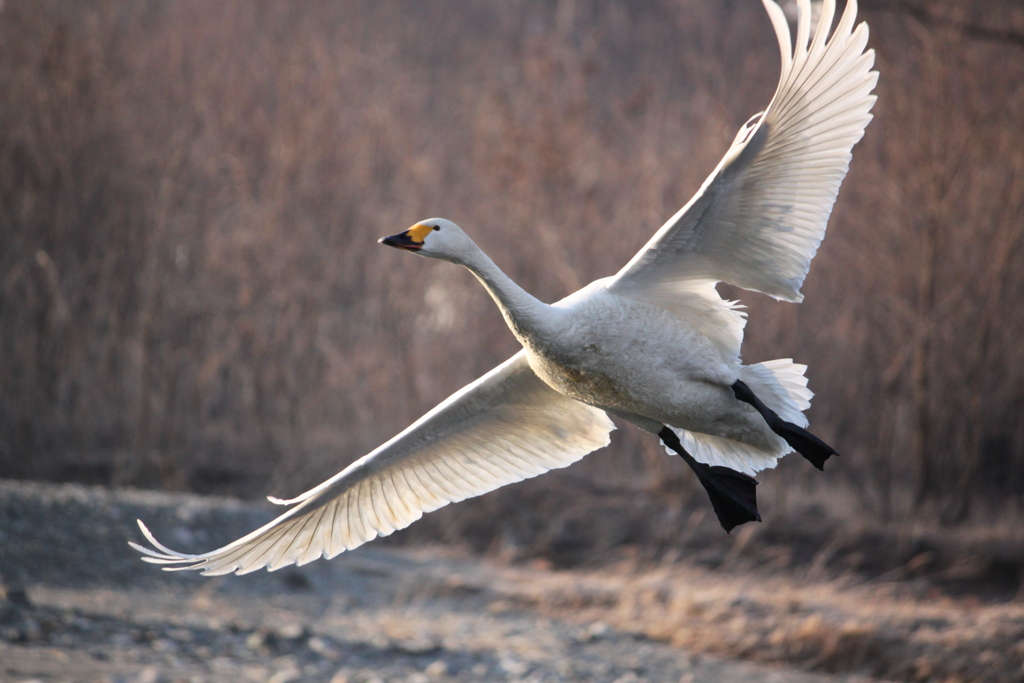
[131, 351, 614, 575]
[610, 0, 877, 303]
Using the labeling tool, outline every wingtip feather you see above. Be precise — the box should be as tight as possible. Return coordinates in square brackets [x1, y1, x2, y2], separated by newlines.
[135, 519, 194, 559]
[762, 0, 793, 74]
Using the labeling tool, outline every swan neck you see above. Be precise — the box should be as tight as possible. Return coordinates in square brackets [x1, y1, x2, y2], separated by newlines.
[462, 249, 553, 345]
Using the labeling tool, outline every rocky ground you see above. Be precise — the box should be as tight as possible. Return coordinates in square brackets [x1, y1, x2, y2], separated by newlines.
[1, 480, 1022, 682]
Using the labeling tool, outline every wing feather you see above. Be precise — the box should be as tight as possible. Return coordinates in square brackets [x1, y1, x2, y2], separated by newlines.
[610, 0, 877, 307]
[130, 352, 615, 575]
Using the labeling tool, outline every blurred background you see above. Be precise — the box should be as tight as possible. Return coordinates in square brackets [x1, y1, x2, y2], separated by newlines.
[1, 0, 1023, 551]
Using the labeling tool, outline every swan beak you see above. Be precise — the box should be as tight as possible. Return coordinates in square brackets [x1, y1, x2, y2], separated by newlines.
[379, 225, 428, 252]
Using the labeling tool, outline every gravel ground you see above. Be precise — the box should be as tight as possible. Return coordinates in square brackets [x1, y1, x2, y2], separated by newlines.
[0, 480, 881, 683]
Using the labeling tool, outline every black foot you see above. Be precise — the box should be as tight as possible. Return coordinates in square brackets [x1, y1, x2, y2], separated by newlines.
[731, 380, 838, 470]
[659, 427, 761, 533]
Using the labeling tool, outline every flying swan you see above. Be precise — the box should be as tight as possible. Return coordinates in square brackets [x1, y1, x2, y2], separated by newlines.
[133, 0, 877, 575]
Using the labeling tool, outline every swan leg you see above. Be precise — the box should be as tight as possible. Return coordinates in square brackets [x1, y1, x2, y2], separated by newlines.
[658, 427, 761, 533]
[731, 379, 838, 470]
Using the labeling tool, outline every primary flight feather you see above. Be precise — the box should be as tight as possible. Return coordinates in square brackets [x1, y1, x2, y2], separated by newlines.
[133, 0, 877, 575]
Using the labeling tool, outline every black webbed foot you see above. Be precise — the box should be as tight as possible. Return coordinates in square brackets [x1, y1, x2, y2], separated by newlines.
[731, 379, 838, 470]
[659, 427, 761, 533]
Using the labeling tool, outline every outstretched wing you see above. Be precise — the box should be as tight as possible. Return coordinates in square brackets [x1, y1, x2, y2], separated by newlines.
[611, 0, 877, 303]
[132, 352, 614, 575]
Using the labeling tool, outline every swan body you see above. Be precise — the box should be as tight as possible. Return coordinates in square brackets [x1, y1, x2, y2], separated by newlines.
[528, 287, 766, 448]
[413, 221, 793, 473]
[132, 0, 877, 575]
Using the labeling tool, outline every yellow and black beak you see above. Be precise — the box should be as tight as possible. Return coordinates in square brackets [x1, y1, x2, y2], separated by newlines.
[379, 223, 432, 252]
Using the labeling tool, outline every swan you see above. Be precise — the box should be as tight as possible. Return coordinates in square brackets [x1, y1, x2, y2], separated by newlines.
[132, 0, 877, 575]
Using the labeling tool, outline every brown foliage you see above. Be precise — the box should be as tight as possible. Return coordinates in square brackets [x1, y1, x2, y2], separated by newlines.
[1, 0, 1023, 528]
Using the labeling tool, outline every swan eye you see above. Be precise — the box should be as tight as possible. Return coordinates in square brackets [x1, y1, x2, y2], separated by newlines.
[433, 225, 440, 231]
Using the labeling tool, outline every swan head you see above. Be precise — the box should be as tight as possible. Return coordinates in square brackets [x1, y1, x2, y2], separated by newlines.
[379, 218, 477, 264]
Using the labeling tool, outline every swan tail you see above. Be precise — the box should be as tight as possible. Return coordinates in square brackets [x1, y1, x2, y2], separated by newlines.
[662, 359, 826, 476]
[738, 358, 812, 428]
[733, 359, 838, 470]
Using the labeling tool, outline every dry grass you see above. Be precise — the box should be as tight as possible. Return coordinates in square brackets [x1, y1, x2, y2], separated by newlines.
[518, 557, 1024, 682]
[5, 478, 1023, 682]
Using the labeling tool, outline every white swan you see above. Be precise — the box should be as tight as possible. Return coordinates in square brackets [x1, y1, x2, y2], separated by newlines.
[132, 0, 877, 575]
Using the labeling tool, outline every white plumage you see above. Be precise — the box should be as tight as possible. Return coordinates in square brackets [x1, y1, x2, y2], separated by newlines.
[137, 353, 613, 574]
[133, 0, 876, 574]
